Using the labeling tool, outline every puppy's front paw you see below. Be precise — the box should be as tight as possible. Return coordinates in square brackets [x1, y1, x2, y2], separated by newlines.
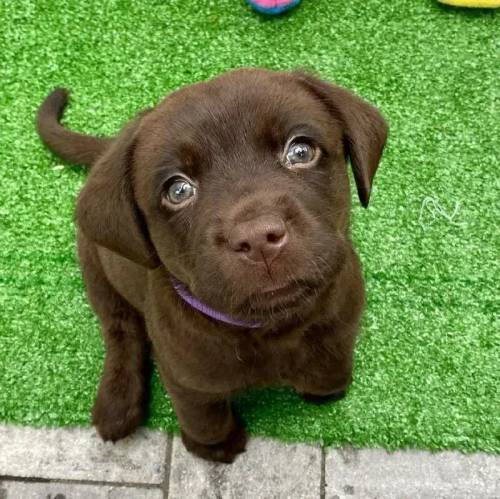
[181, 424, 247, 463]
[92, 372, 145, 442]
[301, 390, 346, 405]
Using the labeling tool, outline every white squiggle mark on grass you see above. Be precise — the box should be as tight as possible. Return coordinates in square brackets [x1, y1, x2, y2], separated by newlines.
[419, 196, 466, 230]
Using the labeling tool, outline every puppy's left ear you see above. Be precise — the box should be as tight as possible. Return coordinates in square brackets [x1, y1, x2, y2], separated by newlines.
[294, 72, 388, 207]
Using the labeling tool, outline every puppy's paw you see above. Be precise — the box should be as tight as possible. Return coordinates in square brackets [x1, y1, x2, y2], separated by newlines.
[181, 425, 247, 463]
[301, 390, 346, 405]
[92, 372, 145, 442]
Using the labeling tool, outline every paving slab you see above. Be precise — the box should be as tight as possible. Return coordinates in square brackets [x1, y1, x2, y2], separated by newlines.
[325, 447, 500, 499]
[1, 424, 499, 499]
[0, 481, 163, 499]
[168, 436, 321, 499]
[0, 425, 167, 484]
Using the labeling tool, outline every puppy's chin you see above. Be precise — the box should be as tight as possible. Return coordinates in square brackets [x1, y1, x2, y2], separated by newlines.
[191, 276, 327, 327]
[240, 299, 313, 327]
[236, 279, 322, 323]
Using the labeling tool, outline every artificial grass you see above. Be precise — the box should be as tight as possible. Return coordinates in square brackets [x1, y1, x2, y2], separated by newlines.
[0, 0, 498, 454]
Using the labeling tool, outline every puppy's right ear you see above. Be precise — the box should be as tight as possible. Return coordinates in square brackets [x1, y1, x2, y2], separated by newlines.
[76, 115, 160, 268]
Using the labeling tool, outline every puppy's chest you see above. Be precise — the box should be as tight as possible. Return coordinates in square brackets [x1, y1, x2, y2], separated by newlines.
[236, 335, 307, 383]
[185, 332, 314, 391]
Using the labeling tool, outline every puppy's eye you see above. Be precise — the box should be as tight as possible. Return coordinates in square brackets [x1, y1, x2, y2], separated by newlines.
[285, 139, 317, 167]
[163, 176, 197, 207]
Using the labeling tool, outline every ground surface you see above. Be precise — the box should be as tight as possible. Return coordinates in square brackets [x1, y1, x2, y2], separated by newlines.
[1, 425, 499, 498]
[0, 0, 498, 452]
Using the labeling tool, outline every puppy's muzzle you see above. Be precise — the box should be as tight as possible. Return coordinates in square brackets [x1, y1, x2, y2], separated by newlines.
[228, 214, 288, 265]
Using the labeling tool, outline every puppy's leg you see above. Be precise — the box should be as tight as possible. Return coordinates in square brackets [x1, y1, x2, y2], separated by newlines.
[295, 322, 356, 405]
[79, 235, 150, 441]
[167, 383, 246, 463]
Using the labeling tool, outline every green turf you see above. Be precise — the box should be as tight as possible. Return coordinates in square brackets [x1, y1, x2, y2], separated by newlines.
[1, 0, 499, 453]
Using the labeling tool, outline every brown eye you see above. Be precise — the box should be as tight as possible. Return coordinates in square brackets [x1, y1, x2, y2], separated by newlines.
[285, 138, 317, 167]
[163, 176, 197, 207]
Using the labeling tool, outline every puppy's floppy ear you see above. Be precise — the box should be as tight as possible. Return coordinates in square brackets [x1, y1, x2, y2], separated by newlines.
[76, 114, 160, 268]
[294, 71, 388, 207]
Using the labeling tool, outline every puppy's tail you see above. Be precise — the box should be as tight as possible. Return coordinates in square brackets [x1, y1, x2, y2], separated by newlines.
[37, 88, 113, 167]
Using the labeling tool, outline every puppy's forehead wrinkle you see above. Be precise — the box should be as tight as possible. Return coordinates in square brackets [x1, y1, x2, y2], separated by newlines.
[161, 78, 331, 158]
[141, 89, 339, 196]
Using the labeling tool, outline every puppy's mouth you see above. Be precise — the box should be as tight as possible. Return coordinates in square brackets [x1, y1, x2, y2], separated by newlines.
[255, 281, 304, 301]
[240, 279, 319, 317]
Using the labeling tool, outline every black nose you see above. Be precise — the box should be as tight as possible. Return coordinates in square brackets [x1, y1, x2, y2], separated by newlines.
[228, 215, 288, 264]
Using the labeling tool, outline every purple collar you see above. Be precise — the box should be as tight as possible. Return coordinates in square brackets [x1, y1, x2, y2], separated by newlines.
[170, 277, 262, 329]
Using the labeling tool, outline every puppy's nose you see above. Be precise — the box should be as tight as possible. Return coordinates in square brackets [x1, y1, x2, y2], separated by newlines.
[229, 215, 288, 264]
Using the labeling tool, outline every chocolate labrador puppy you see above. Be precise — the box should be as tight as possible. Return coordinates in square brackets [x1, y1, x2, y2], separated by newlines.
[37, 68, 387, 463]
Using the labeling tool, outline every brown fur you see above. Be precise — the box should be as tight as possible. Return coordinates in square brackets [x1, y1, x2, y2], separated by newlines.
[36, 68, 387, 463]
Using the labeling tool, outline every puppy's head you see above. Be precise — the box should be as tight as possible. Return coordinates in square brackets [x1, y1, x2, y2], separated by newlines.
[77, 69, 387, 324]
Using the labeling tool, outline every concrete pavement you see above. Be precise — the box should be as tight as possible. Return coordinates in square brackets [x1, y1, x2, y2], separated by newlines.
[0, 424, 498, 498]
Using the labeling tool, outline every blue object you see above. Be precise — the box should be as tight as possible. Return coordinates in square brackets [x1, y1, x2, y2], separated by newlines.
[246, 0, 302, 15]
